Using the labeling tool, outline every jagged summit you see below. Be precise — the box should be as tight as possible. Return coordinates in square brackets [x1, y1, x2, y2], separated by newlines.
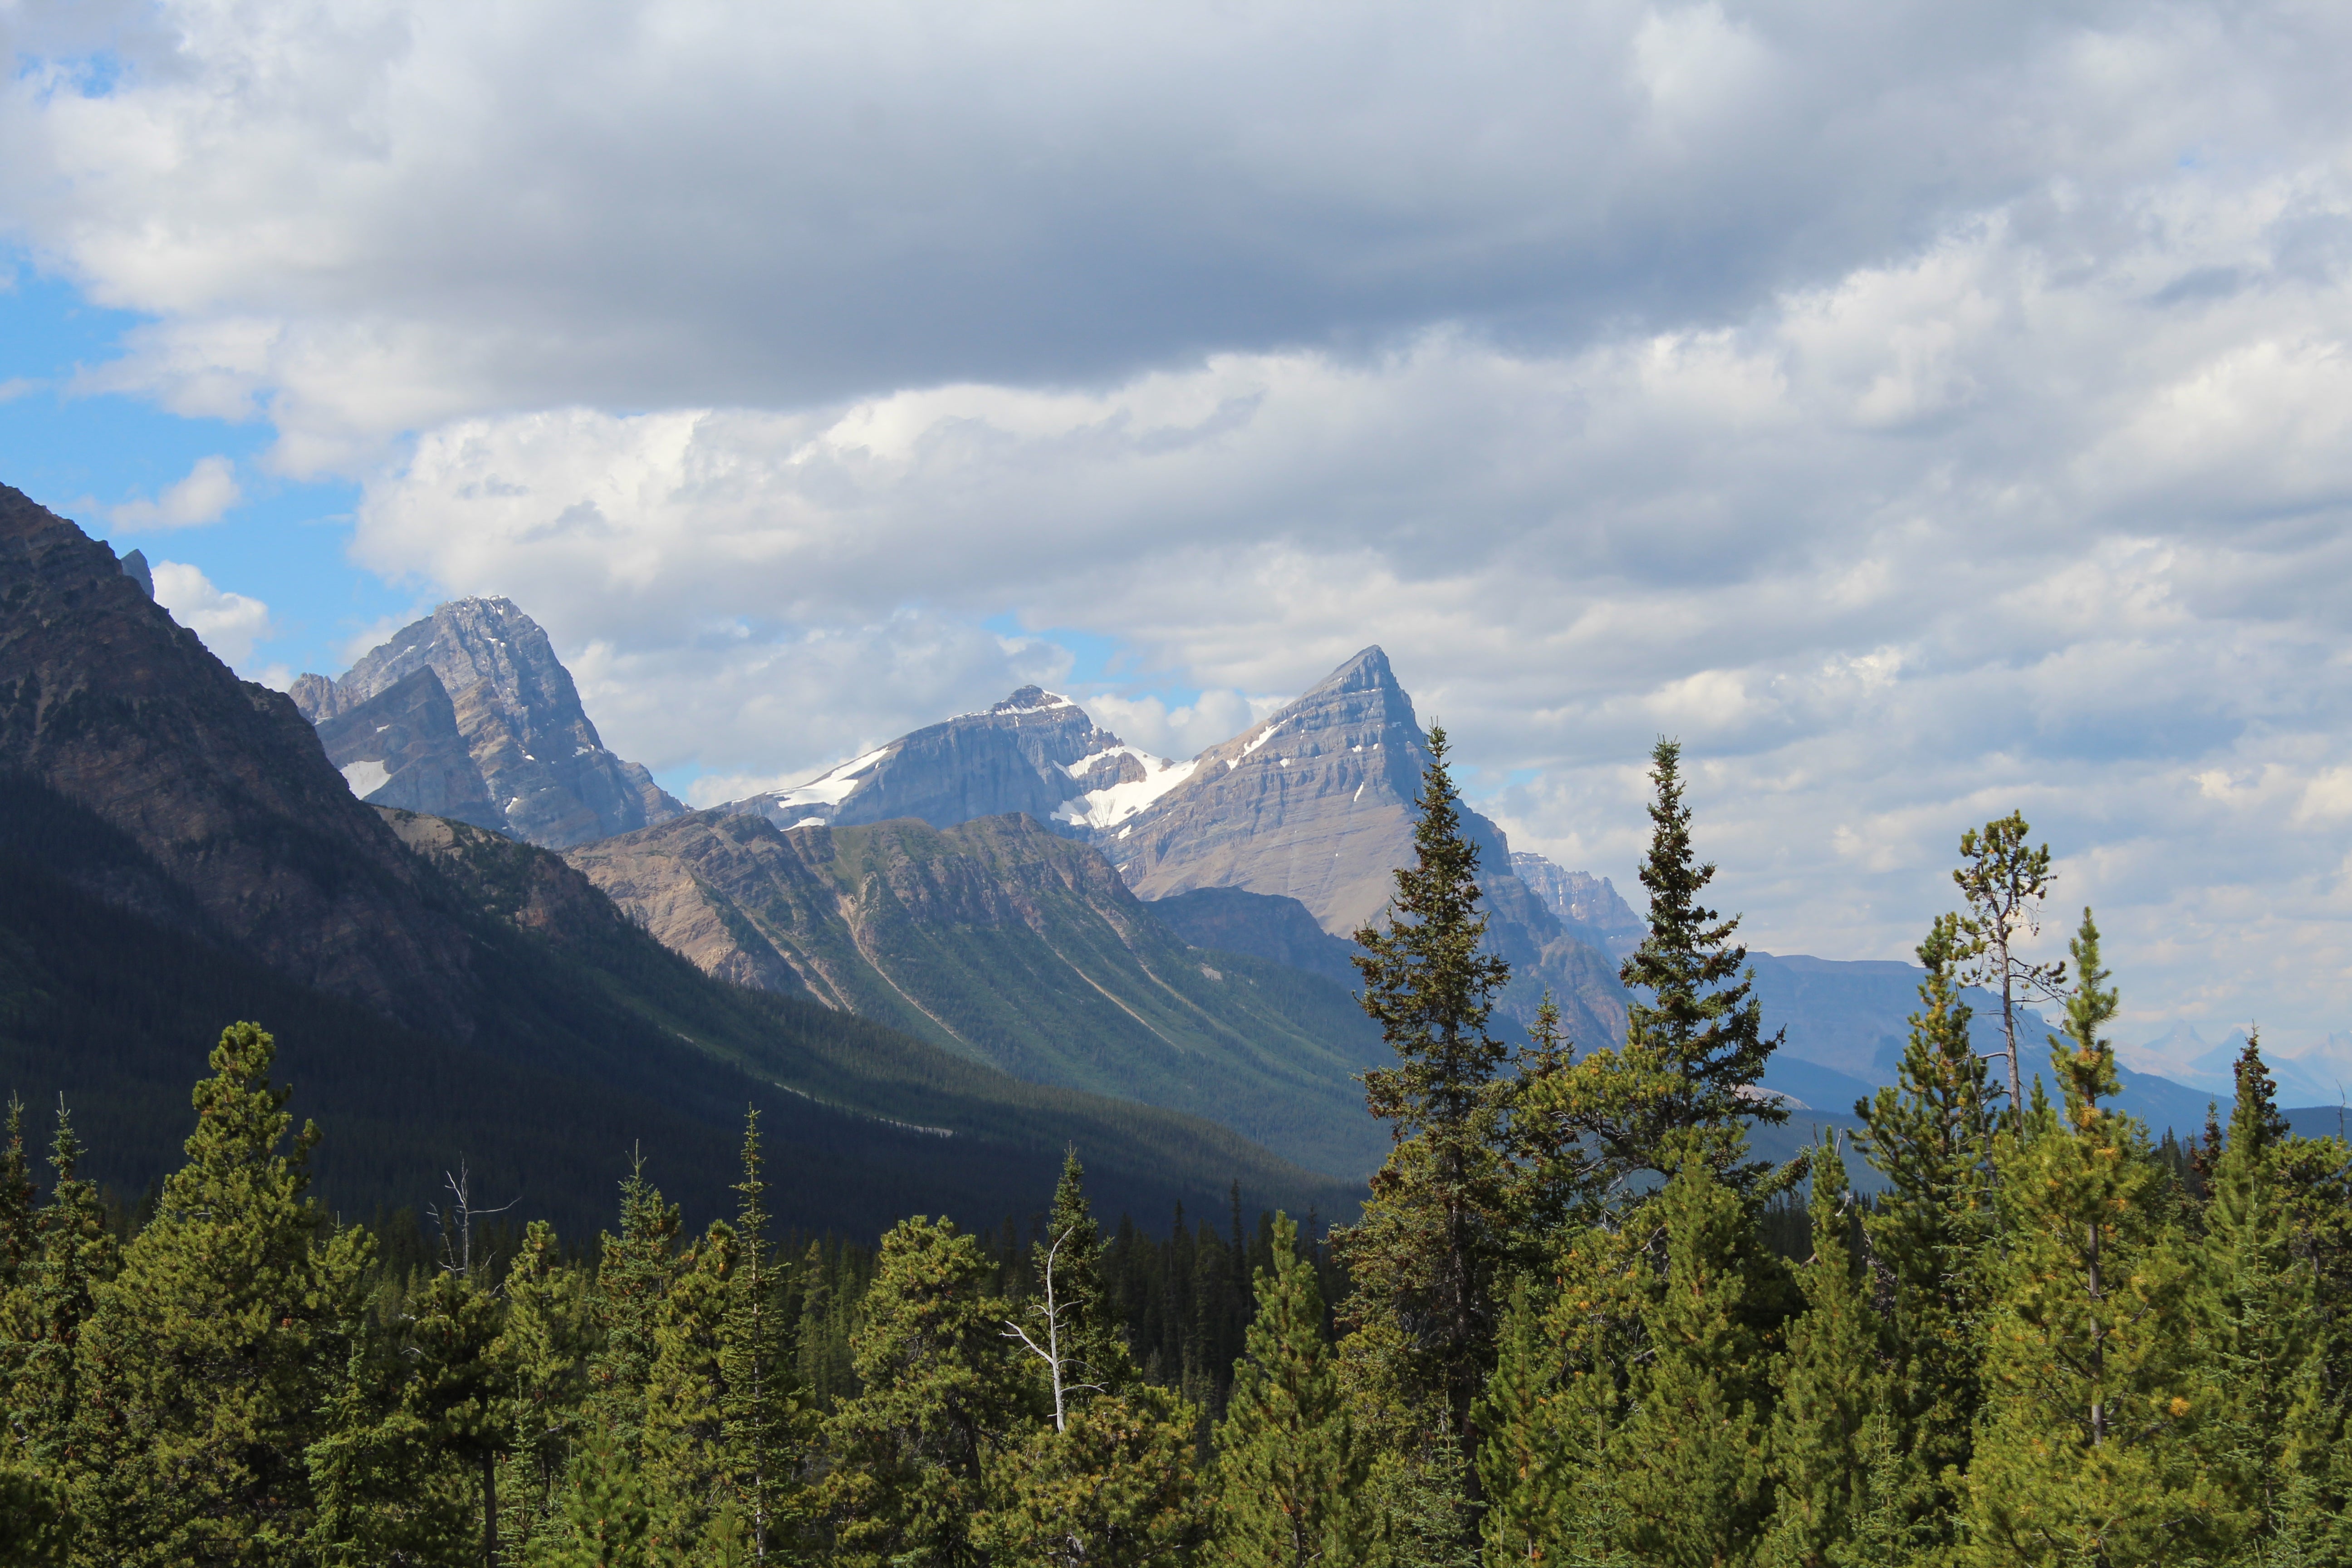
[733, 682, 1186, 836]
[292, 598, 683, 849]
[1105, 644, 1445, 934]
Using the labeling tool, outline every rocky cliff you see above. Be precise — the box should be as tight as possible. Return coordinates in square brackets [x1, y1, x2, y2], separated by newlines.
[0, 485, 477, 1036]
[294, 598, 683, 848]
[566, 809, 1390, 1177]
[314, 668, 506, 832]
[1510, 851, 1646, 956]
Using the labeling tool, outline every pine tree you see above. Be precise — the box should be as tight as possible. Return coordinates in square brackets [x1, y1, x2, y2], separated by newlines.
[981, 1387, 1210, 1568]
[67, 1021, 373, 1567]
[1854, 912, 1998, 1543]
[1006, 1149, 1133, 1432]
[496, 1220, 599, 1557]
[1759, 1134, 1907, 1568]
[1530, 739, 1785, 1197]
[591, 1152, 683, 1450]
[0, 1094, 37, 1402]
[539, 1424, 687, 1568]
[818, 1215, 1037, 1568]
[1213, 1212, 1372, 1568]
[1475, 1278, 1567, 1568]
[718, 1109, 804, 1560]
[11, 1103, 118, 1475]
[2193, 1033, 2337, 1556]
[1965, 911, 2227, 1565]
[1949, 813, 2066, 1119]
[1340, 723, 1515, 1465]
[1607, 1156, 1783, 1568]
[643, 1219, 741, 1544]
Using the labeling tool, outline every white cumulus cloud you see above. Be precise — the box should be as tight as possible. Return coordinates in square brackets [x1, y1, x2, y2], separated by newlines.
[109, 455, 241, 528]
[150, 559, 274, 669]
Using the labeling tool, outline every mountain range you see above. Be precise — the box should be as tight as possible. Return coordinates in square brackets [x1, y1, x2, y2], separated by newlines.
[5, 477, 2302, 1241]
[0, 486, 1354, 1237]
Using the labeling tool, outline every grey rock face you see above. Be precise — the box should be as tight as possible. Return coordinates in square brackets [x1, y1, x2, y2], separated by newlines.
[729, 685, 1166, 837]
[1510, 851, 1645, 956]
[293, 597, 684, 848]
[118, 547, 153, 598]
[1110, 647, 1489, 934]
[314, 668, 506, 832]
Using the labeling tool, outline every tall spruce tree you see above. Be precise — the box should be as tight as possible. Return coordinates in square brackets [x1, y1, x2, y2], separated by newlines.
[643, 1218, 743, 1546]
[1530, 739, 1785, 1196]
[495, 1219, 599, 1557]
[1854, 912, 1998, 1542]
[1213, 1213, 1372, 1568]
[67, 1022, 372, 1568]
[1966, 912, 2225, 1565]
[718, 1110, 802, 1560]
[1340, 723, 1515, 1465]
[980, 1388, 1209, 1568]
[591, 1153, 683, 1451]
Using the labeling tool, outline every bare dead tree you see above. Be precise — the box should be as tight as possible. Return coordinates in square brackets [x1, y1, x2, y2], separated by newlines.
[426, 1158, 519, 1281]
[1002, 1228, 1102, 1433]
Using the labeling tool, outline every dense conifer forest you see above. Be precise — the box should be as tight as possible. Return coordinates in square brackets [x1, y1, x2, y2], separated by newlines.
[5, 736, 2348, 1566]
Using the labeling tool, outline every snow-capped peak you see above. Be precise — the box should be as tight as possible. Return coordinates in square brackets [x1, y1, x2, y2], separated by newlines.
[1050, 751, 1198, 832]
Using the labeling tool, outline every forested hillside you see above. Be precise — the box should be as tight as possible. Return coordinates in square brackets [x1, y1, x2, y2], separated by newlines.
[7, 730, 2343, 1566]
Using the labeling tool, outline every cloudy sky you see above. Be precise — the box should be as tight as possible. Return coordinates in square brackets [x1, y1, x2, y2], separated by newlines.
[6, 0, 2352, 1053]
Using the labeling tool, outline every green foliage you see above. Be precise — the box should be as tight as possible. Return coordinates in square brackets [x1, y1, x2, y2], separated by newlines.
[1213, 1213, 1373, 1568]
[67, 1021, 372, 1568]
[1525, 739, 1785, 1199]
[1607, 1156, 1784, 1568]
[818, 1215, 1036, 1568]
[1341, 724, 1516, 1476]
[1854, 912, 1998, 1544]
[1965, 911, 2225, 1565]
[1760, 1136, 1910, 1568]
[982, 1387, 1210, 1568]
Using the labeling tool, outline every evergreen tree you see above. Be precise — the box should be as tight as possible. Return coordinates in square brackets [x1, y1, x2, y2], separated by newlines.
[1213, 1213, 1372, 1568]
[67, 1022, 372, 1568]
[1475, 1278, 1568, 1568]
[1760, 1135, 1907, 1568]
[1531, 739, 1785, 1196]
[1005, 1150, 1133, 1433]
[819, 1215, 1036, 1568]
[497, 1220, 600, 1557]
[1854, 913, 1998, 1542]
[1949, 813, 2066, 1118]
[643, 1219, 742, 1544]
[2193, 1034, 2337, 1556]
[536, 1425, 686, 1568]
[1607, 1156, 1783, 1568]
[1340, 724, 1515, 1462]
[981, 1387, 1209, 1568]
[1965, 912, 2226, 1565]
[11, 1103, 118, 1476]
[718, 1109, 804, 1560]
[0, 1093, 34, 1300]
[591, 1153, 683, 1449]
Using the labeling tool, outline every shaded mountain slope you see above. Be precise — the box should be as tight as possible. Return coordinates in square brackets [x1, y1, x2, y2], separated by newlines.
[0, 485, 475, 1038]
[0, 775, 1354, 1238]
[566, 810, 1392, 1178]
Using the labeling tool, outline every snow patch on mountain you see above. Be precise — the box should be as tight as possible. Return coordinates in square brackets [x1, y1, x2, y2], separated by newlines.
[769, 745, 896, 810]
[1052, 754, 1198, 831]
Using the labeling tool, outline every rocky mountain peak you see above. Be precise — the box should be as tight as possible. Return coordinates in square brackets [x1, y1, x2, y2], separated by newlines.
[732, 682, 1167, 836]
[293, 598, 683, 849]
